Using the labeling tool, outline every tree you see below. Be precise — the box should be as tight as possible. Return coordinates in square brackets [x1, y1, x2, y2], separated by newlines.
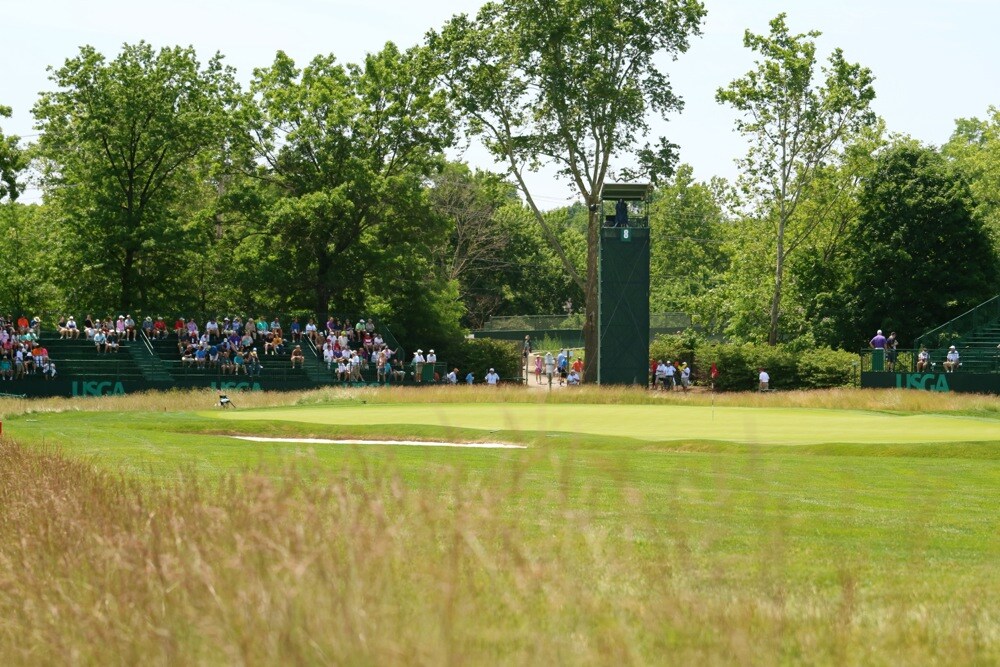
[33, 42, 238, 313]
[0, 105, 27, 203]
[840, 141, 998, 347]
[430, 0, 706, 381]
[648, 164, 728, 316]
[242, 44, 455, 320]
[944, 108, 1000, 255]
[717, 13, 876, 345]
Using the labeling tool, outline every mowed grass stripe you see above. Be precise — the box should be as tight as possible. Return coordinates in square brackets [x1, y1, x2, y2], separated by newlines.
[209, 403, 1000, 446]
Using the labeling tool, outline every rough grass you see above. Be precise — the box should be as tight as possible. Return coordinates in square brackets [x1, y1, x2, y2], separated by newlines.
[0, 388, 998, 663]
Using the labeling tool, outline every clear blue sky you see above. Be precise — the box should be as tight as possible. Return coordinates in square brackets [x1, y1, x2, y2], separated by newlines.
[4, 0, 999, 207]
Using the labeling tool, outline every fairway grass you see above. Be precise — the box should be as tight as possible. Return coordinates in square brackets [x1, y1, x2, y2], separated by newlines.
[1, 388, 998, 663]
[210, 401, 1000, 446]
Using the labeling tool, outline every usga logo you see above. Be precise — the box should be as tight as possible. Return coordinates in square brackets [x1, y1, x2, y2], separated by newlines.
[894, 373, 950, 392]
[71, 381, 126, 397]
[211, 381, 263, 392]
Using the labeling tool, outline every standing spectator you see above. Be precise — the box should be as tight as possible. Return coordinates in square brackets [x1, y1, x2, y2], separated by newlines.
[655, 360, 668, 390]
[426, 349, 437, 373]
[680, 363, 691, 391]
[534, 354, 543, 384]
[869, 329, 886, 349]
[413, 349, 426, 383]
[759, 367, 770, 392]
[944, 346, 960, 373]
[522, 335, 532, 373]
[465, 370, 475, 385]
[664, 360, 676, 390]
[446, 367, 459, 384]
[544, 351, 555, 388]
[486, 368, 500, 386]
[885, 332, 898, 372]
[572, 357, 583, 381]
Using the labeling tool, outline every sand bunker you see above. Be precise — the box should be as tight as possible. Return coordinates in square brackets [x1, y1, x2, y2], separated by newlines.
[231, 436, 526, 449]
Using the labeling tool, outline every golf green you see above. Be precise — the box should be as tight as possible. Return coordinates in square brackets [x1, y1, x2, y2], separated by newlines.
[209, 403, 1000, 446]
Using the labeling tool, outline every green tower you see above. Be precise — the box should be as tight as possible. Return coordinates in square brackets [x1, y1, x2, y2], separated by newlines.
[598, 183, 651, 385]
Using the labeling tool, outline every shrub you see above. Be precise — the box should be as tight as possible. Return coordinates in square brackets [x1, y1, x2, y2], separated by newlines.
[444, 338, 521, 381]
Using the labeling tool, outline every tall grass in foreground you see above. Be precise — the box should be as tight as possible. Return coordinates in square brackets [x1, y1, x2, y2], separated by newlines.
[2, 385, 998, 420]
[1, 438, 997, 664]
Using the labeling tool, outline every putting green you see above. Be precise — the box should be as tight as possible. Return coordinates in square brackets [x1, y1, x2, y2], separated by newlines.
[210, 403, 1000, 446]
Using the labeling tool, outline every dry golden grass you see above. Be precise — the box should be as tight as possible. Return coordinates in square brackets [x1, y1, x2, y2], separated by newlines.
[2, 438, 996, 665]
[3, 385, 997, 421]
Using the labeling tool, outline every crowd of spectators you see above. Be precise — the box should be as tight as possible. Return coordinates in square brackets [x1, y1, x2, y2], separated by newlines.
[0, 315, 57, 380]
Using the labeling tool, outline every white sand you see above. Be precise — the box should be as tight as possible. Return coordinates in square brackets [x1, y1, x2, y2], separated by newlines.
[231, 436, 526, 449]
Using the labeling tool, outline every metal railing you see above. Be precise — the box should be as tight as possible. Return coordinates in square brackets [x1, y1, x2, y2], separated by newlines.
[913, 294, 1000, 349]
[859, 347, 1000, 373]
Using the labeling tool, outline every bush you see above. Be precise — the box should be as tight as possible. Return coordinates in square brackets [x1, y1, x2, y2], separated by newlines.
[443, 338, 521, 382]
[651, 334, 857, 391]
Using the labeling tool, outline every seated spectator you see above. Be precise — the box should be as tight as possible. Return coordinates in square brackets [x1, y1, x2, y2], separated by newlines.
[232, 352, 245, 375]
[567, 369, 581, 386]
[446, 367, 458, 384]
[221, 318, 234, 337]
[231, 316, 243, 336]
[16, 315, 29, 334]
[246, 349, 262, 377]
[83, 314, 96, 339]
[205, 318, 219, 341]
[208, 345, 220, 368]
[916, 347, 930, 372]
[0, 353, 12, 381]
[30, 316, 41, 335]
[336, 359, 349, 382]
[115, 315, 126, 337]
[289, 317, 301, 342]
[105, 331, 120, 353]
[269, 317, 282, 337]
[186, 319, 199, 340]
[142, 316, 154, 338]
[41, 359, 57, 379]
[93, 329, 107, 354]
[153, 316, 167, 339]
[219, 350, 233, 375]
[32, 344, 48, 368]
[944, 346, 960, 373]
[304, 318, 319, 344]
[123, 315, 136, 340]
[255, 318, 268, 339]
[240, 332, 254, 352]
[290, 345, 304, 368]
[174, 318, 186, 338]
[21, 346, 35, 375]
[323, 341, 336, 369]
[265, 334, 285, 356]
[194, 346, 208, 368]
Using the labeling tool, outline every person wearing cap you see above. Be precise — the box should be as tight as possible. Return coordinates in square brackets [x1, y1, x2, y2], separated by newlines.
[664, 359, 676, 390]
[426, 349, 437, 367]
[142, 316, 154, 338]
[412, 348, 426, 383]
[869, 329, 886, 349]
[567, 369, 581, 386]
[290, 344, 305, 368]
[944, 345, 960, 373]
[153, 316, 167, 339]
[65, 316, 79, 339]
[680, 362, 691, 391]
[486, 368, 500, 386]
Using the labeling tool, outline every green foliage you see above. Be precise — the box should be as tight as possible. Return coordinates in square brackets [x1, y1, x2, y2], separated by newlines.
[444, 337, 521, 380]
[838, 141, 999, 347]
[0, 105, 27, 202]
[651, 334, 856, 391]
[34, 42, 239, 313]
[717, 13, 876, 345]
[430, 0, 707, 379]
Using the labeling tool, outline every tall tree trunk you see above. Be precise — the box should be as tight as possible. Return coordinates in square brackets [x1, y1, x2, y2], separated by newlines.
[583, 207, 600, 383]
[314, 248, 332, 321]
[768, 219, 786, 346]
[120, 248, 135, 313]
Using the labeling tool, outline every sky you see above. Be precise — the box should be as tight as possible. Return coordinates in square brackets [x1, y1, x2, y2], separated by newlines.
[3, 0, 999, 208]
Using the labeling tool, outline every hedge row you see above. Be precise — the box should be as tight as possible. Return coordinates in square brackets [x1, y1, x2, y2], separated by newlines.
[649, 334, 858, 391]
[442, 338, 522, 382]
